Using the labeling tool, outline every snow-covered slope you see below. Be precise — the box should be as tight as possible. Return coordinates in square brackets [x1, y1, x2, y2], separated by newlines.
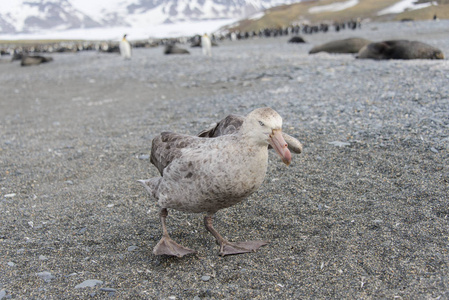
[0, 0, 101, 33]
[0, 0, 301, 34]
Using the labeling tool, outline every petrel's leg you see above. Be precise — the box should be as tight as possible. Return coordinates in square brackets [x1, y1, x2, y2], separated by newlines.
[204, 214, 268, 256]
[153, 208, 196, 257]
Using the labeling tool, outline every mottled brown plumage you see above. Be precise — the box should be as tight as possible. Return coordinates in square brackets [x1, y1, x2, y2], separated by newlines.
[198, 114, 244, 137]
[198, 114, 303, 154]
[139, 107, 301, 257]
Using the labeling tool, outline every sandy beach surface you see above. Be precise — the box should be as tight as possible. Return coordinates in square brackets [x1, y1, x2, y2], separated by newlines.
[1, 20, 449, 299]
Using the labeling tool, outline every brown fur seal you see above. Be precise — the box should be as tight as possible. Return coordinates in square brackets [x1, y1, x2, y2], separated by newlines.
[164, 44, 190, 55]
[309, 38, 371, 54]
[356, 40, 444, 60]
[21, 55, 53, 67]
[288, 36, 306, 43]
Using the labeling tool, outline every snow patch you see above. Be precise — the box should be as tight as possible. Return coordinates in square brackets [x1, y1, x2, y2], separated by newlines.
[377, 0, 437, 15]
[309, 0, 359, 14]
[249, 12, 265, 20]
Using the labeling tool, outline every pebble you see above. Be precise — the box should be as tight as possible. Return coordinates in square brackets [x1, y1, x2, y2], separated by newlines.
[328, 141, 351, 147]
[39, 255, 48, 260]
[36, 271, 55, 282]
[127, 245, 138, 252]
[7, 262, 15, 267]
[4, 194, 15, 198]
[430, 147, 439, 153]
[0, 290, 6, 300]
[201, 275, 211, 282]
[75, 279, 103, 289]
[138, 154, 150, 160]
[100, 288, 117, 292]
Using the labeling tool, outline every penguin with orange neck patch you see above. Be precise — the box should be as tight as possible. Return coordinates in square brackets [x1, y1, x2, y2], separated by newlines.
[119, 34, 132, 59]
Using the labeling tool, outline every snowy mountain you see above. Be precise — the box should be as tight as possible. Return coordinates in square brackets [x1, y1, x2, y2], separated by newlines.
[0, 0, 302, 34]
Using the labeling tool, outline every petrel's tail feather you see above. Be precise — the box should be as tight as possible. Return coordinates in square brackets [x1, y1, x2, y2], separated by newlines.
[137, 177, 161, 199]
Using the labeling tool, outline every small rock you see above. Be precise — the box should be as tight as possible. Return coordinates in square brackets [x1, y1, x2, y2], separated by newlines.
[0, 290, 7, 299]
[127, 245, 138, 252]
[7, 262, 15, 267]
[65, 180, 74, 185]
[328, 141, 351, 147]
[36, 271, 55, 282]
[138, 154, 150, 160]
[100, 288, 117, 293]
[75, 279, 103, 289]
[201, 275, 211, 282]
[39, 255, 48, 260]
[381, 91, 396, 99]
[430, 147, 439, 153]
[4, 194, 16, 198]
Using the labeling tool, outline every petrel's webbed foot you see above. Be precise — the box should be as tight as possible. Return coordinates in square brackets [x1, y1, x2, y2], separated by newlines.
[219, 240, 269, 256]
[153, 235, 196, 257]
[154, 208, 196, 258]
[204, 215, 268, 256]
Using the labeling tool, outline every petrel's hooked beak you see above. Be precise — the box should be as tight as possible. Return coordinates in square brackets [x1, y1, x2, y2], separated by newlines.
[268, 129, 292, 166]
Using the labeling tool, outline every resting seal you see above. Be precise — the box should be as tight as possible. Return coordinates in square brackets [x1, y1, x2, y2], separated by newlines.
[356, 40, 444, 60]
[288, 36, 306, 43]
[309, 38, 371, 54]
[21, 55, 53, 67]
[164, 44, 190, 55]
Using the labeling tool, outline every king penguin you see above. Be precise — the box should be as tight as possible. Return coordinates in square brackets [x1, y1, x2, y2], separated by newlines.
[119, 34, 132, 59]
[201, 33, 212, 57]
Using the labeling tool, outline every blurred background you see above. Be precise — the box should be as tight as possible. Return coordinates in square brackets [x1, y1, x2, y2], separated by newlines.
[0, 0, 447, 41]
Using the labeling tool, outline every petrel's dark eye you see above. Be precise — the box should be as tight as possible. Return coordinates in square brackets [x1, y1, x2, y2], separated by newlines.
[259, 121, 265, 126]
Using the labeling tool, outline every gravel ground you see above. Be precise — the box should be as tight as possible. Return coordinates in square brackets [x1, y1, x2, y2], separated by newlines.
[1, 20, 449, 299]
